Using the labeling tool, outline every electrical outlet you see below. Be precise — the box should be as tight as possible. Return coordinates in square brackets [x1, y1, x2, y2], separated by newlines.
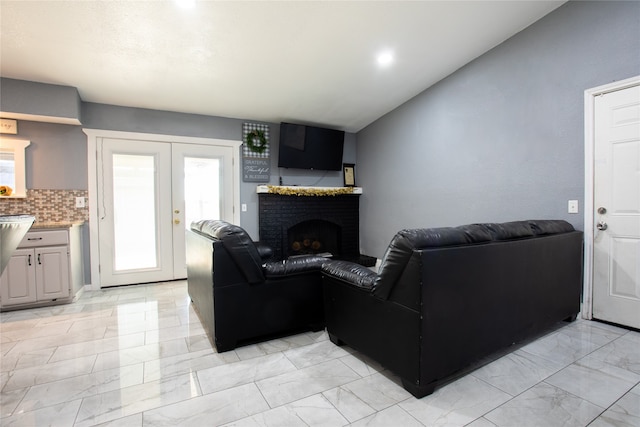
[75, 197, 85, 208]
[241, 203, 247, 212]
[568, 200, 579, 214]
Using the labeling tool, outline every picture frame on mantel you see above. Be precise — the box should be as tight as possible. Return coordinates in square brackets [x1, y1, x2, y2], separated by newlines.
[343, 163, 355, 187]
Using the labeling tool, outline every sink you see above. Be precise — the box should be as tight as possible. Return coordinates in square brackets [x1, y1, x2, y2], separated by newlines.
[0, 215, 35, 275]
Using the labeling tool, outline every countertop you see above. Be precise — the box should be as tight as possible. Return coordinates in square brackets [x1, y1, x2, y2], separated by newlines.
[30, 221, 85, 230]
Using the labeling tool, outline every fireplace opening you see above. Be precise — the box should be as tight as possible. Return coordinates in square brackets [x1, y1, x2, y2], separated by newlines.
[287, 219, 341, 258]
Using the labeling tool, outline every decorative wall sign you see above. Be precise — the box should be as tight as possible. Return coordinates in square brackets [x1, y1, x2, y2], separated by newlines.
[0, 119, 18, 134]
[242, 122, 270, 182]
[343, 163, 355, 187]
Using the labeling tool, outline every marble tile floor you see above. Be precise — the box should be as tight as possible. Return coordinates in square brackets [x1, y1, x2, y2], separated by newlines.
[1, 280, 639, 427]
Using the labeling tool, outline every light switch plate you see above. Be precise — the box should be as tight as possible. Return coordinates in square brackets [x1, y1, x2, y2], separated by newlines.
[568, 200, 579, 214]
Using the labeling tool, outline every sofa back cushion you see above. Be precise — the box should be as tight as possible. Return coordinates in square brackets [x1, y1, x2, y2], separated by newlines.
[373, 225, 492, 300]
[372, 220, 575, 301]
[477, 221, 534, 240]
[192, 220, 265, 284]
[528, 219, 575, 235]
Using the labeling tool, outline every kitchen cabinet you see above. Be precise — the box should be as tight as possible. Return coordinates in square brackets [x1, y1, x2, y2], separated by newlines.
[0, 224, 83, 309]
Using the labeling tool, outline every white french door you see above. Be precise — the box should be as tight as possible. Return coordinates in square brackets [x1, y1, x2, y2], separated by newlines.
[171, 143, 235, 279]
[91, 132, 239, 288]
[99, 139, 173, 286]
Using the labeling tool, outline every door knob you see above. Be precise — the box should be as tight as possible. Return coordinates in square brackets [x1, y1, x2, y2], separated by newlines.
[597, 207, 607, 215]
[597, 221, 608, 231]
[174, 209, 180, 214]
[174, 219, 180, 225]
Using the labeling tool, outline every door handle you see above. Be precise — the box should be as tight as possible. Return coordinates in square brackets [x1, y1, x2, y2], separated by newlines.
[597, 221, 608, 231]
[28, 254, 32, 266]
[174, 219, 180, 225]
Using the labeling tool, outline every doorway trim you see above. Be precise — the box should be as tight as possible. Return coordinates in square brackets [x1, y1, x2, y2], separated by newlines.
[582, 75, 640, 320]
[83, 128, 241, 289]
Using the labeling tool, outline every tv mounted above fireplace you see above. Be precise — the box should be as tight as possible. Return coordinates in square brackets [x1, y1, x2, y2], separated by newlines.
[278, 122, 345, 171]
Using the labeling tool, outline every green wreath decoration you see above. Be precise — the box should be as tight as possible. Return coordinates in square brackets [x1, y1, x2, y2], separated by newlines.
[245, 129, 268, 154]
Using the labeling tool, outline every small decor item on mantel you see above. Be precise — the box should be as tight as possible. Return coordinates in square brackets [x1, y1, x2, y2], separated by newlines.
[0, 185, 13, 196]
[343, 163, 355, 187]
[242, 123, 270, 183]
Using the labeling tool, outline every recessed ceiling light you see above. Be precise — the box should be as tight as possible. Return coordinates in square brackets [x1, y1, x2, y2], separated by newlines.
[376, 51, 394, 67]
[175, 0, 195, 9]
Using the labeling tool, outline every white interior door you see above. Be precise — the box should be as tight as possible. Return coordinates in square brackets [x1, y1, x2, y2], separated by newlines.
[98, 139, 174, 286]
[171, 143, 235, 278]
[592, 84, 640, 329]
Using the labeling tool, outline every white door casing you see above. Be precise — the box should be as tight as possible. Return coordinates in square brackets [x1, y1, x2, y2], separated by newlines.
[584, 76, 640, 329]
[84, 129, 241, 289]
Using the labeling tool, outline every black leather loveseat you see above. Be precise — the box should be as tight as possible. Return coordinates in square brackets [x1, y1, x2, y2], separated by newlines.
[186, 220, 326, 352]
[321, 220, 583, 398]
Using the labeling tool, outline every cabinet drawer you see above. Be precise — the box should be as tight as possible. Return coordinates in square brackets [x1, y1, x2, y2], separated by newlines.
[19, 230, 69, 248]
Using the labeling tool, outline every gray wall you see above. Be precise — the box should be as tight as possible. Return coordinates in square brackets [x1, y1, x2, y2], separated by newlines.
[0, 78, 82, 122]
[15, 121, 87, 190]
[356, 0, 640, 259]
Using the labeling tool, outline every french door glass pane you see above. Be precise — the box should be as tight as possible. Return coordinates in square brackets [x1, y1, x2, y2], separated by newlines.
[112, 154, 157, 271]
[184, 157, 220, 229]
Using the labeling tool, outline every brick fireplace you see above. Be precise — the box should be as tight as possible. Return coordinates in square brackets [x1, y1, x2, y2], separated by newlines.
[257, 186, 374, 266]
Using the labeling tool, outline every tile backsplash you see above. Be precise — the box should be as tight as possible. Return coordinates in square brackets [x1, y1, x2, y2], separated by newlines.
[0, 189, 89, 223]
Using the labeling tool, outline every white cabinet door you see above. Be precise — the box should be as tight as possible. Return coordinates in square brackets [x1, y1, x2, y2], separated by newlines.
[0, 248, 37, 305]
[36, 246, 70, 300]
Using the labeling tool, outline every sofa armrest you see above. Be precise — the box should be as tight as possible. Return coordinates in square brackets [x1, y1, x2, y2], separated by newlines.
[322, 260, 377, 291]
[264, 256, 326, 278]
[254, 242, 273, 261]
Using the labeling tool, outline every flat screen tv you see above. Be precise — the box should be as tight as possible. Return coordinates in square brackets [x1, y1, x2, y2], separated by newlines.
[278, 122, 345, 171]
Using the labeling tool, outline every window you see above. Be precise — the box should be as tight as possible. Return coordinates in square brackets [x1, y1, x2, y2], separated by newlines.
[0, 138, 30, 198]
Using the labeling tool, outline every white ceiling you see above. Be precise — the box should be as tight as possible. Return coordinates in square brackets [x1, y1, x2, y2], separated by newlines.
[0, 1, 565, 133]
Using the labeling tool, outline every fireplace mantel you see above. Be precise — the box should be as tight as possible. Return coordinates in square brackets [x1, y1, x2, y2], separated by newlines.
[256, 185, 363, 195]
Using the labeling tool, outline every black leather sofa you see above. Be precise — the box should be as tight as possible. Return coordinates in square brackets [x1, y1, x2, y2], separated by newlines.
[321, 220, 583, 398]
[186, 220, 326, 352]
